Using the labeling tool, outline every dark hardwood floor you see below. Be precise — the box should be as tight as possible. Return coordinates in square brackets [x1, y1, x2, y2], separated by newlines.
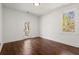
[0, 37, 79, 55]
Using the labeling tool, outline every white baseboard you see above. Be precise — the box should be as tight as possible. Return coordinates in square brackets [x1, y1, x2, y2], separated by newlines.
[3, 36, 39, 43]
[40, 36, 79, 48]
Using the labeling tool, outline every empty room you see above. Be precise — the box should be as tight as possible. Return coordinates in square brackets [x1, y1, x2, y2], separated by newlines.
[0, 3, 79, 55]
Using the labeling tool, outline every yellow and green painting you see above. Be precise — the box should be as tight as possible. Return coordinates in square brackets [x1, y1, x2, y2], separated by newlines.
[62, 11, 75, 32]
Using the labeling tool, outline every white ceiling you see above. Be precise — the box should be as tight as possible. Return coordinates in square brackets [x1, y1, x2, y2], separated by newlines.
[3, 3, 69, 16]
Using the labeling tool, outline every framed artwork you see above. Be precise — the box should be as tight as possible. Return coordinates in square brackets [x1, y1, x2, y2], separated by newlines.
[62, 11, 75, 32]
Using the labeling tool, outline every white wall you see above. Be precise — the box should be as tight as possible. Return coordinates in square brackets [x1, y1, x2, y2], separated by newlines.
[3, 7, 40, 43]
[0, 3, 3, 51]
[0, 4, 2, 44]
[40, 4, 79, 48]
